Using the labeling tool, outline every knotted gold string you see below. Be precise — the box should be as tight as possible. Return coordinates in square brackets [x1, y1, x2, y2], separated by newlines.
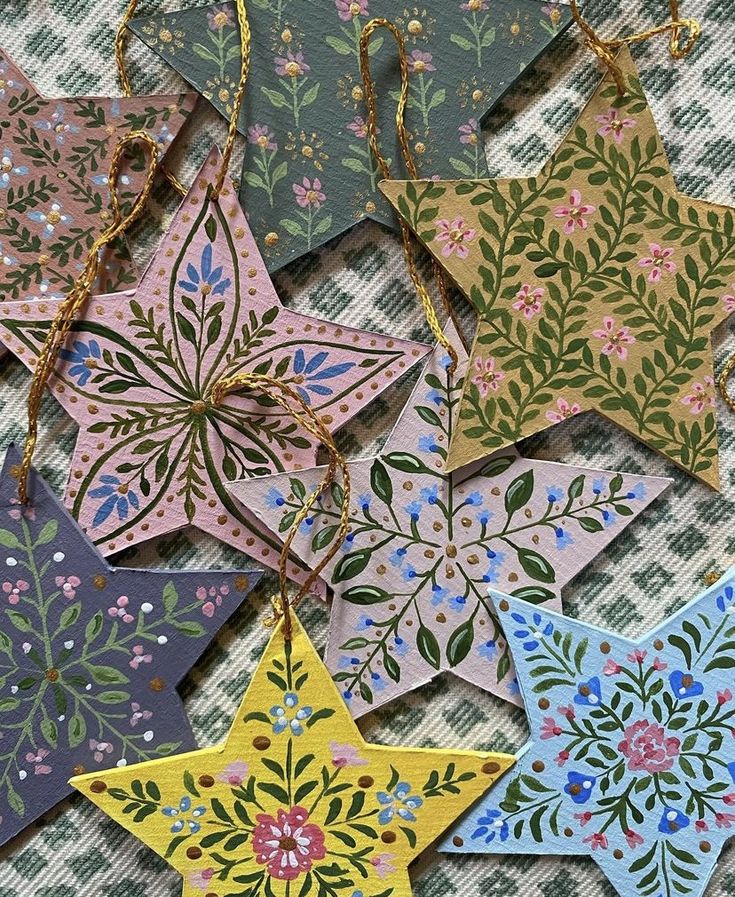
[210, 374, 351, 642]
[570, 0, 701, 95]
[18, 131, 160, 504]
[718, 355, 735, 414]
[359, 18, 460, 373]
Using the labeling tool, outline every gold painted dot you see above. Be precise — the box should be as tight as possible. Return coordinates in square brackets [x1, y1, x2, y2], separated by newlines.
[92, 575, 107, 590]
[90, 780, 107, 793]
[149, 677, 165, 692]
[414, 142, 426, 155]
[600, 641, 611, 654]
[408, 19, 422, 33]
[265, 231, 279, 246]
[498, 599, 509, 612]
[187, 846, 203, 860]
[365, 201, 376, 214]
[701, 841, 711, 853]
[532, 760, 545, 773]
[351, 86, 364, 101]
[381, 831, 397, 844]
[613, 849, 623, 860]
[253, 735, 271, 751]
[653, 639, 664, 650]
[482, 761, 501, 775]
[538, 698, 550, 710]
[358, 775, 374, 788]
[198, 775, 215, 788]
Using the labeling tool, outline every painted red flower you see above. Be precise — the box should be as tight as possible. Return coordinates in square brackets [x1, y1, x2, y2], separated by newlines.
[618, 720, 680, 774]
[253, 806, 326, 881]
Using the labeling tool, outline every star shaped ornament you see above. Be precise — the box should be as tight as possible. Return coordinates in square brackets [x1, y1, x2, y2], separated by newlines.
[444, 572, 735, 897]
[0, 47, 195, 334]
[72, 611, 514, 897]
[381, 47, 735, 488]
[127, 0, 572, 270]
[0, 445, 262, 846]
[229, 330, 670, 716]
[0, 149, 428, 575]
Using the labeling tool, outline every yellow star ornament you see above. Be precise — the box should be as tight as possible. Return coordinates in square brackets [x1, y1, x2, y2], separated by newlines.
[381, 47, 735, 488]
[71, 615, 513, 897]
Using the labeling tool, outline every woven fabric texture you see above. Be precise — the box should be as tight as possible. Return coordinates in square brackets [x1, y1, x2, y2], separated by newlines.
[0, 1, 734, 895]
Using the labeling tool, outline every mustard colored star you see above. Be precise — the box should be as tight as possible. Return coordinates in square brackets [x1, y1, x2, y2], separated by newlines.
[72, 613, 514, 897]
[382, 48, 735, 488]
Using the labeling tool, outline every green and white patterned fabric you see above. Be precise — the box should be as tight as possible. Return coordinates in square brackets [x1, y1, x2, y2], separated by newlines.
[0, 1, 734, 895]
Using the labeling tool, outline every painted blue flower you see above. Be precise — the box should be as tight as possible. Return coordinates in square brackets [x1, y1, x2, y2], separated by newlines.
[299, 516, 314, 535]
[177, 243, 232, 296]
[389, 546, 407, 567]
[574, 676, 602, 706]
[431, 584, 449, 606]
[358, 493, 372, 511]
[377, 782, 423, 824]
[546, 485, 564, 502]
[601, 508, 617, 527]
[564, 771, 596, 804]
[28, 201, 72, 236]
[420, 485, 439, 504]
[59, 339, 101, 386]
[507, 677, 520, 697]
[482, 565, 500, 585]
[356, 614, 375, 631]
[91, 172, 131, 189]
[340, 531, 356, 551]
[449, 594, 467, 613]
[477, 508, 493, 525]
[35, 104, 79, 143]
[626, 482, 645, 500]
[289, 349, 355, 404]
[405, 501, 422, 521]
[89, 475, 140, 528]
[511, 611, 553, 651]
[728, 761, 735, 784]
[658, 807, 689, 834]
[393, 636, 410, 657]
[0, 148, 28, 188]
[439, 353, 453, 370]
[269, 692, 313, 736]
[555, 527, 574, 549]
[478, 640, 497, 661]
[426, 388, 443, 406]
[338, 655, 360, 669]
[464, 491, 483, 506]
[471, 808, 508, 844]
[592, 477, 607, 495]
[418, 435, 440, 453]
[161, 796, 207, 834]
[716, 585, 735, 613]
[264, 487, 285, 508]
[669, 670, 704, 699]
[401, 564, 417, 582]
[371, 671, 387, 691]
[486, 548, 506, 566]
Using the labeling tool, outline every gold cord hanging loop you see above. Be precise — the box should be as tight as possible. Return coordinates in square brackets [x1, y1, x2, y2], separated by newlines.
[569, 0, 701, 95]
[359, 18, 460, 372]
[18, 131, 160, 504]
[210, 374, 351, 642]
[718, 354, 735, 414]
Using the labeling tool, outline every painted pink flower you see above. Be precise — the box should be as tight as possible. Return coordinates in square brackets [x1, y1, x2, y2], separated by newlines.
[89, 739, 113, 763]
[558, 704, 575, 720]
[336, 0, 368, 19]
[409, 50, 435, 74]
[639, 243, 676, 283]
[55, 575, 81, 600]
[130, 702, 153, 727]
[593, 316, 636, 361]
[512, 283, 544, 319]
[247, 124, 277, 151]
[722, 286, 735, 314]
[207, 5, 234, 29]
[724, 793, 735, 805]
[546, 398, 581, 424]
[719, 689, 733, 705]
[196, 583, 230, 618]
[25, 749, 52, 775]
[371, 853, 397, 878]
[459, 118, 480, 145]
[540, 717, 562, 739]
[595, 108, 636, 144]
[627, 649, 647, 664]
[8, 498, 35, 521]
[108, 595, 134, 624]
[618, 720, 680, 774]
[2, 579, 29, 605]
[542, 1, 563, 24]
[218, 760, 249, 786]
[556, 750, 570, 767]
[189, 868, 215, 890]
[583, 832, 608, 850]
[574, 811, 592, 826]
[129, 645, 152, 670]
[330, 742, 368, 768]
[653, 657, 667, 671]
[554, 189, 596, 234]
[293, 177, 326, 209]
[252, 806, 326, 880]
[472, 356, 504, 397]
[681, 376, 715, 415]
[716, 812, 735, 829]
[275, 51, 310, 78]
[434, 217, 476, 259]
[347, 116, 369, 139]
[625, 829, 644, 848]
[695, 819, 709, 832]
[603, 659, 621, 676]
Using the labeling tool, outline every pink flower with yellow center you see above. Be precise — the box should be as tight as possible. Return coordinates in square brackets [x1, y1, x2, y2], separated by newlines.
[639, 243, 676, 283]
[293, 177, 326, 208]
[434, 216, 476, 259]
[545, 397, 581, 423]
[409, 49, 435, 74]
[247, 124, 277, 151]
[681, 376, 715, 415]
[336, 0, 368, 20]
[595, 108, 637, 144]
[252, 806, 326, 881]
[512, 283, 544, 319]
[554, 189, 596, 234]
[275, 51, 310, 78]
[472, 356, 504, 397]
[459, 118, 480, 145]
[592, 316, 636, 361]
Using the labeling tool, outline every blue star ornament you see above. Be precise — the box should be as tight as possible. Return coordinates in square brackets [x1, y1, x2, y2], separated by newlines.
[444, 572, 735, 897]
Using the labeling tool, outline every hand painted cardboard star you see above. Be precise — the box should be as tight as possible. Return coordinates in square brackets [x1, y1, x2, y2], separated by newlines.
[443, 572, 735, 897]
[229, 330, 670, 717]
[381, 47, 735, 488]
[0, 149, 428, 576]
[72, 612, 513, 897]
[0, 444, 262, 846]
[127, 0, 572, 270]
[0, 47, 195, 334]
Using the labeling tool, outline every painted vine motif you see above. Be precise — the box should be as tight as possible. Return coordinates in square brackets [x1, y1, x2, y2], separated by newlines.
[0, 151, 427, 572]
[73, 616, 511, 896]
[128, 0, 571, 269]
[0, 447, 261, 846]
[0, 50, 192, 311]
[447, 577, 735, 897]
[237, 338, 667, 717]
[383, 52, 735, 487]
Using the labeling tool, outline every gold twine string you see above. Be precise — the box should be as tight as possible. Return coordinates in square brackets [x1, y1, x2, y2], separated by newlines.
[210, 374, 351, 642]
[115, 0, 187, 197]
[359, 18, 460, 373]
[18, 131, 160, 504]
[718, 355, 735, 413]
[570, 0, 701, 95]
